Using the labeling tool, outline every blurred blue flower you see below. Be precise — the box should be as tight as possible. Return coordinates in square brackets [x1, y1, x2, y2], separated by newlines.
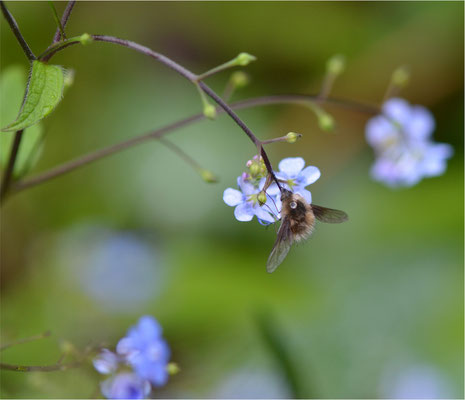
[57, 224, 163, 313]
[100, 373, 151, 400]
[93, 348, 120, 375]
[116, 316, 170, 387]
[223, 173, 279, 224]
[366, 98, 453, 187]
[274, 157, 321, 203]
[379, 365, 451, 399]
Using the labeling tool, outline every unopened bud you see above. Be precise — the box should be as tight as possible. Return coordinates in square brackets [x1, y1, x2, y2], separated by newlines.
[246, 160, 253, 168]
[285, 132, 301, 144]
[235, 52, 257, 66]
[318, 113, 335, 131]
[199, 169, 218, 183]
[167, 362, 180, 375]
[231, 71, 250, 88]
[249, 163, 260, 176]
[326, 54, 345, 76]
[203, 104, 217, 120]
[391, 66, 410, 88]
[79, 33, 93, 46]
[257, 191, 267, 205]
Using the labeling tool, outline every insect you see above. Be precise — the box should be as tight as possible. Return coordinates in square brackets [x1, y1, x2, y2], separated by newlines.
[267, 189, 348, 273]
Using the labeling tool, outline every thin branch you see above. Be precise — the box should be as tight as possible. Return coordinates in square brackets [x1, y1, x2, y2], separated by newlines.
[48, 1, 66, 42]
[0, 360, 81, 372]
[11, 94, 377, 194]
[0, 1, 36, 61]
[0, 331, 51, 352]
[1, 130, 24, 201]
[51, 1, 75, 44]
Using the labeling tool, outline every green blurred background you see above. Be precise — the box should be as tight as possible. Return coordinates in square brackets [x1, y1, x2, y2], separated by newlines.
[1, 1, 463, 398]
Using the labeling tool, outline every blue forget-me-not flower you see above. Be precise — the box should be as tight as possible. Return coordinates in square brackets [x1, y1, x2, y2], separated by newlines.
[93, 316, 171, 399]
[223, 156, 320, 224]
[366, 98, 453, 187]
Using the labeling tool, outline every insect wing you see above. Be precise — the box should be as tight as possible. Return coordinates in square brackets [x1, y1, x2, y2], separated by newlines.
[266, 217, 293, 273]
[312, 204, 348, 223]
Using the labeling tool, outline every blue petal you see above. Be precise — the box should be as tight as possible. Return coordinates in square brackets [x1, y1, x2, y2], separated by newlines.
[405, 105, 435, 141]
[93, 349, 119, 375]
[100, 373, 150, 399]
[237, 175, 258, 196]
[298, 166, 320, 187]
[223, 188, 243, 206]
[278, 157, 305, 178]
[383, 98, 411, 126]
[234, 203, 254, 221]
[365, 115, 399, 148]
[254, 205, 277, 223]
[295, 189, 312, 204]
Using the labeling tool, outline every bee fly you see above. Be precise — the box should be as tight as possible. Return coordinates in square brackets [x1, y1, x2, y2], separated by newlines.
[267, 189, 348, 273]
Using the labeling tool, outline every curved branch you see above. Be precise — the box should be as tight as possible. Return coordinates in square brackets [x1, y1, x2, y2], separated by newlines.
[11, 94, 377, 194]
[0, 361, 81, 372]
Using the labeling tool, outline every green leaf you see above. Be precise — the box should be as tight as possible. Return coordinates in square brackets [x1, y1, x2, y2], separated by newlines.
[1, 65, 44, 176]
[2, 60, 64, 132]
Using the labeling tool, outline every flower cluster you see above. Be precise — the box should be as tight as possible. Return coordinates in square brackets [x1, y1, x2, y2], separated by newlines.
[93, 316, 171, 399]
[223, 156, 320, 223]
[366, 98, 453, 187]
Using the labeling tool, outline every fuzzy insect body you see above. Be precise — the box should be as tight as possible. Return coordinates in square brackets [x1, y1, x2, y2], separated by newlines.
[266, 189, 348, 273]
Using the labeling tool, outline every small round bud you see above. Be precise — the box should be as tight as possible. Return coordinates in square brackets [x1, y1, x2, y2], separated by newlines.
[246, 160, 253, 168]
[203, 104, 217, 120]
[257, 191, 267, 205]
[249, 163, 260, 176]
[391, 66, 410, 88]
[231, 71, 250, 88]
[199, 169, 218, 183]
[235, 52, 257, 66]
[285, 132, 301, 144]
[167, 362, 180, 375]
[59, 340, 76, 355]
[318, 113, 335, 131]
[241, 172, 249, 181]
[326, 54, 345, 76]
[79, 33, 93, 46]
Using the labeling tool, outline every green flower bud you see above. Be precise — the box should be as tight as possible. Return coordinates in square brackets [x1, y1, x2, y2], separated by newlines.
[203, 104, 217, 120]
[326, 54, 345, 76]
[231, 71, 250, 88]
[199, 169, 218, 183]
[318, 112, 335, 131]
[285, 132, 301, 144]
[249, 162, 260, 176]
[391, 66, 410, 88]
[167, 362, 180, 375]
[257, 191, 267, 205]
[79, 33, 93, 46]
[235, 52, 257, 66]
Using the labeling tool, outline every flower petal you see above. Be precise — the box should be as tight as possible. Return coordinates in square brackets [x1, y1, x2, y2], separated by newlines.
[298, 166, 321, 186]
[383, 98, 411, 126]
[234, 203, 254, 221]
[254, 205, 277, 223]
[237, 176, 257, 196]
[405, 106, 435, 141]
[278, 157, 305, 178]
[365, 115, 399, 148]
[295, 189, 312, 204]
[223, 188, 243, 206]
[93, 349, 119, 375]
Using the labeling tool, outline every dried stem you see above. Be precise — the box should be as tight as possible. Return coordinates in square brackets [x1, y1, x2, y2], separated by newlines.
[0, 331, 51, 352]
[0, 360, 81, 372]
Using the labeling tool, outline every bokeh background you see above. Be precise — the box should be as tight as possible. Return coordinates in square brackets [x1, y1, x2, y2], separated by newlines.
[1, 1, 463, 398]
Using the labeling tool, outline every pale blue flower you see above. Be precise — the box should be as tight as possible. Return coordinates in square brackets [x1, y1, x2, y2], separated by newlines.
[274, 157, 320, 203]
[366, 98, 453, 187]
[223, 174, 279, 224]
[93, 349, 120, 375]
[100, 373, 151, 399]
[116, 316, 170, 387]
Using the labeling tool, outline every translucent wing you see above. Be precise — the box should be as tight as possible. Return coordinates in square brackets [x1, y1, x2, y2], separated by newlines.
[266, 217, 293, 273]
[312, 204, 348, 223]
